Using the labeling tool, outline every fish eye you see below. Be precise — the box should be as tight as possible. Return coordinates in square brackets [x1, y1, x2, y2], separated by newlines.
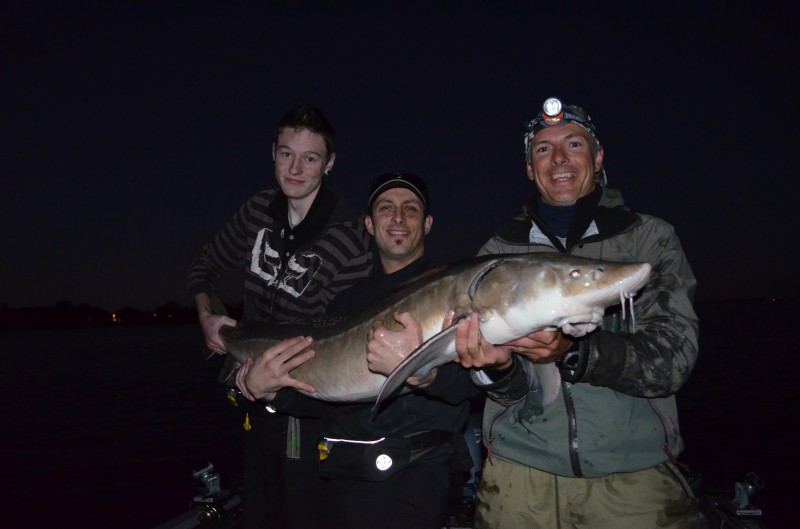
[570, 269, 581, 279]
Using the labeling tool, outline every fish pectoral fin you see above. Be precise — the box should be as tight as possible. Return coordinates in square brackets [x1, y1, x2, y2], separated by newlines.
[373, 326, 459, 409]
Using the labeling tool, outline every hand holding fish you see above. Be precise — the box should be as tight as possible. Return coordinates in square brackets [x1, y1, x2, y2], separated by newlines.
[195, 292, 238, 355]
[200, 312, 238, 355]
[366, 312, 425, 376]
[367, 310, 457, 386]
[453, 313, 572, 369]
[239, 336, 317, 401]
[503, 329, 573, 364]
[453, 313, 514, 370]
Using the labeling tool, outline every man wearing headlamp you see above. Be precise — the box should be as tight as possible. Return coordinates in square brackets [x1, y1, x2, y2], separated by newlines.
[370, 97, 701, 527]
[452, 98, 701, 528]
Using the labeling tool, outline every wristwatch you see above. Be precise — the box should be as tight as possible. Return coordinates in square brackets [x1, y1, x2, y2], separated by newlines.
[557, 338, 589, 382]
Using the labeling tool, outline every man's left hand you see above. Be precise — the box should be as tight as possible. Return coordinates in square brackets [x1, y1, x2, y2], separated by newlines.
[505, 329, 573, 364]
[238, 336, 317, 401]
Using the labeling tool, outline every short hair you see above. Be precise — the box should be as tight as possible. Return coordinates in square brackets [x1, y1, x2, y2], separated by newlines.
[274, 105, 336, 159]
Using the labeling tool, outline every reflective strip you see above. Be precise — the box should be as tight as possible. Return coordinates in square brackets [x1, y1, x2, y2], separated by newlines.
[323, 436, 386, 445]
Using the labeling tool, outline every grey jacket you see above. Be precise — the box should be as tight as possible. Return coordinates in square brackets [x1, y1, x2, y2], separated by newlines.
[475, 186, 698, 478]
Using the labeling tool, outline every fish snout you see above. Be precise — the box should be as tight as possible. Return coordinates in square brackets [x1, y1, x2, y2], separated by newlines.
[621, 262, 652, 298]
[580, 261, 652, 295]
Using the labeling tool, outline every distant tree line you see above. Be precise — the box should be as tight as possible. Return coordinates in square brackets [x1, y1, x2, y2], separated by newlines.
[2, 297, 795, 331]
[0, 300, 243, 330]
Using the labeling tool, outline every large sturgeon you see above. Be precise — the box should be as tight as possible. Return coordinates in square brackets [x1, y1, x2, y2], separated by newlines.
[220, 253, 651, 406]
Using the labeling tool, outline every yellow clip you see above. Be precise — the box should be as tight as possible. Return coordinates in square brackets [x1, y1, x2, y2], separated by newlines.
[318, 440, 330, 461]
[243, 413, 252, 431]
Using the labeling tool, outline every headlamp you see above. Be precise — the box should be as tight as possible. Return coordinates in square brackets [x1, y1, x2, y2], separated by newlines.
[524, 97, 600, 152]
[522, 97, 607, 186]
[525, 97, 597, 136]
[542, 97, 564, 126]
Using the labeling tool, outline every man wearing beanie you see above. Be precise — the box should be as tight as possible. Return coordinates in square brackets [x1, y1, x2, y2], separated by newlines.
[239, 173, 476, 529]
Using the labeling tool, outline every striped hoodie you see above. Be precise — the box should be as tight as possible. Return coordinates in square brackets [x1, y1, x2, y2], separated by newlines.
[187, 183, 373, 322]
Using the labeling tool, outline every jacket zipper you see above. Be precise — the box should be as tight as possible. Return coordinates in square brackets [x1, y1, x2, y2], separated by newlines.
[485, 403, 516, 464]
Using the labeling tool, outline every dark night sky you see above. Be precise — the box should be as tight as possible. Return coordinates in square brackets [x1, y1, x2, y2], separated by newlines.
[2, 2, 799, 311]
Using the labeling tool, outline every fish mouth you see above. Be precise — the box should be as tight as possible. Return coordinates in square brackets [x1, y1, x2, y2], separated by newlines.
[556, 309, 605, 337]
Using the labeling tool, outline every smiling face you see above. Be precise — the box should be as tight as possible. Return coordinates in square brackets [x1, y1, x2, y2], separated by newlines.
[365, 187, 433, 274]
[526, 123, 604, 206]
[272, 128, 335, 210]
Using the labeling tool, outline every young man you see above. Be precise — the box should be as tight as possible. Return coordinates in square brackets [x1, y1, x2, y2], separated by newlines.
[186, 105, 372, 528]
[453, 98, 701, 528]
[239, 173, 476, 529]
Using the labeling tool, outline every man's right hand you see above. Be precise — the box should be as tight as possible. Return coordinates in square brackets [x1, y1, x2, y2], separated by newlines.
[199, 311, 238, 355]
[454, 313, 515, 370]
[366, 312, 424, 376]
[194, 292, 237, 355]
